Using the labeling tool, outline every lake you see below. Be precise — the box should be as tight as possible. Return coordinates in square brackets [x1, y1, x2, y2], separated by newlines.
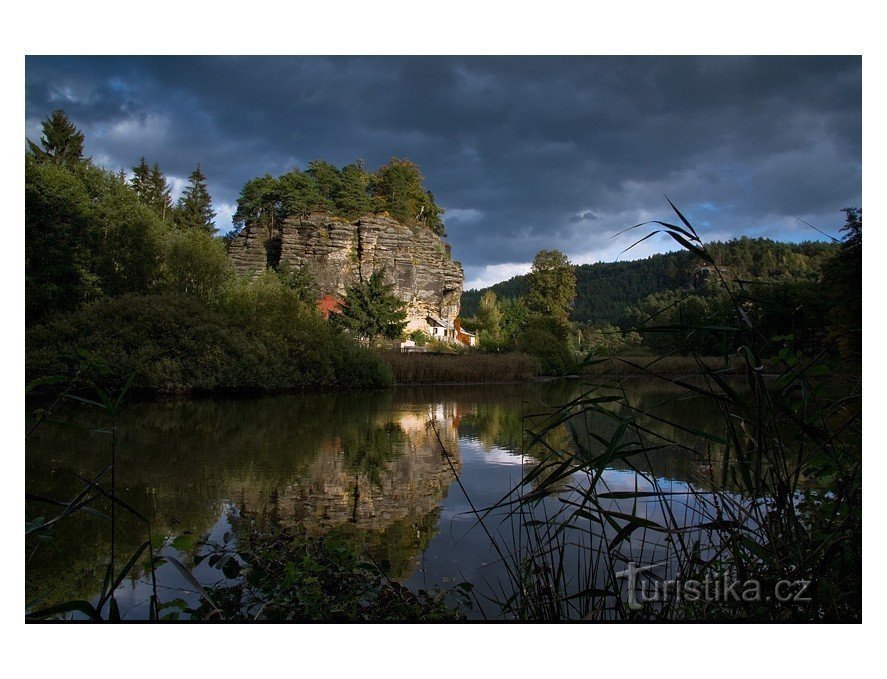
[26, 379, 730, 620]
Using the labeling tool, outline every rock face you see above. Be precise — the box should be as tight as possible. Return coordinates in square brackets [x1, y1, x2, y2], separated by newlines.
[228, 213, 464, 333]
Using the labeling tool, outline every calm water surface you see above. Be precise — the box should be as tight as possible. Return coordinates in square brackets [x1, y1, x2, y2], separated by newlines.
[26, 380, 725, 619]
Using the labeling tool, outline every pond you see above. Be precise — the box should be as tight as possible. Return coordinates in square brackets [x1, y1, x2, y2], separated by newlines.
[26, 379, 732, 620]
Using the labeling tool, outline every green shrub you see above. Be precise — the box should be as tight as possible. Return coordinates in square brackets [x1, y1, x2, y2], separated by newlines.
[26, 287, 394, 394]
[516, 327, 575, 375]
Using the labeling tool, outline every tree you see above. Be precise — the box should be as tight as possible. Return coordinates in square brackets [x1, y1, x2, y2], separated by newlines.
[822, 207, 862, 360]
[335, 269, 407, 345]
[475, 290, 503, 348]
[372, 158, 445, 235]
[526, 250, 576, 322]
[148, 163, 173, 220]
[27, 109, 85, 167]
[175, 165, 216, 233]
[131, 157, 152, 201]
[335, 162, 373, 218]
[306, 160, 341, 210]
[278, 170, 324, 218]
[233, 174, 281, 238]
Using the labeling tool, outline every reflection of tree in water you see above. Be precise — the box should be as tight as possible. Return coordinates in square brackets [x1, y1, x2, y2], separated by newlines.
[341, 422, 405, 488]
[25, 379, 735, 610]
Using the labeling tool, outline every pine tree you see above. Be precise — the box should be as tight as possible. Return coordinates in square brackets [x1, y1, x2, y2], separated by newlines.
[335, 269, 407, 345]
[233, 174, 281, 238]
[278, 170, 324, 218]
[130, 157, 151, 203]
[27, 110, 86, 167]
[335, 162, 373, 218]
[148, 163, 173, 220]
[175, 164, 216, 233]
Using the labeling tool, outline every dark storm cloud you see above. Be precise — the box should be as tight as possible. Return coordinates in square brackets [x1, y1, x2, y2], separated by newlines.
[25, 56, 861, 288]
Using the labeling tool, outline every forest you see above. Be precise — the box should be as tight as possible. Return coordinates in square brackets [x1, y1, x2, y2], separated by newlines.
[460, 233, 858, 363]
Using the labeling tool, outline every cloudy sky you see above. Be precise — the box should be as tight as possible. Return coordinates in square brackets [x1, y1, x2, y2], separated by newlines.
[25, 56, 861, 289]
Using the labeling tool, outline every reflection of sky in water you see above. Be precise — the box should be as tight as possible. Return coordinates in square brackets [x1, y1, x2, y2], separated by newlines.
[27, 382, 727, 620]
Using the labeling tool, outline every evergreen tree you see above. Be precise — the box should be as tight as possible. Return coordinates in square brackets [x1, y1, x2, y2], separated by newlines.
[130, 157, 152, 203]
[234, 174, 281, 238]
[335, 269, 407, 345]
[335, 162, 373, 218]
[306, 160, 341, 210]
[278, 170, 324, 218]
[27, 109, 86, 167]
[148, 163, 173, 220]
[372, 158, 445, 235]
[175, 164, 216, 233]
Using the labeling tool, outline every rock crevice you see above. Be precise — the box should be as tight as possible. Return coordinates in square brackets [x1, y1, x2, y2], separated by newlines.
[229, 213, 464, 331]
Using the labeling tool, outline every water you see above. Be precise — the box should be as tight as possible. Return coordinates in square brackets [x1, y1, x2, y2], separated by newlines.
[25, 379, 727, 619]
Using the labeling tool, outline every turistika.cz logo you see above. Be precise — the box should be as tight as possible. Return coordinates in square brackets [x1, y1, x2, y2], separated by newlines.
[615, 561, 812, 610]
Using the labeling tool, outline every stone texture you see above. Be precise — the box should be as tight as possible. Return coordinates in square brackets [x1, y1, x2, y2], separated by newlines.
[228, 213, 464, 332]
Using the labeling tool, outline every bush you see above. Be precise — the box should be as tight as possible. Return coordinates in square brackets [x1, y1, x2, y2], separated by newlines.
[26, 288, 394, 394]
[516, 327, 575, 375]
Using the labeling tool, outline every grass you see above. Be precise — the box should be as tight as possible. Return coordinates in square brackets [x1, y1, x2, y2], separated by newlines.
[578, 354, 777, 377]
[455, 200, 861, 621]
[380, 350, 541, 384]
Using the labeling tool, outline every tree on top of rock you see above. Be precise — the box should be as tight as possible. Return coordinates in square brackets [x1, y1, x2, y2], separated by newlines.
[335, 162, 373, 218]
[175, 164, 216, 233]
[234, 174, 281, 238]
[372, 158, 445, 236]
[27, 109, 86, 168]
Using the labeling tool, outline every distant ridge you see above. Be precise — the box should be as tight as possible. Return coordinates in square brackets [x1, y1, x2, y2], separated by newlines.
[460, 237, 838, 326]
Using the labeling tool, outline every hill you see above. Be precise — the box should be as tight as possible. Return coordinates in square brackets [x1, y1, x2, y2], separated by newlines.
[460, 237, 838, 326]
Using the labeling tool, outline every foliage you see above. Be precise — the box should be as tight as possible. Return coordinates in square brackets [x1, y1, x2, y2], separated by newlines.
[409, 329, 429, 346]
[821, 208, 862, 361]
[481, 200, 861, 621]
[27, 109, 86, 167]
[25, 155, 168, 322]
[184, 510, 468, 621]
[164, 228, 234, 303]
[131, 158, 173, 220]
[526, 249, 576, 321]
[372, 158, 445, 235]
[175, 165, 216, 233]
[273, 261, 316, 305]
[231, 157, 444, 236]
[515, 327, 575, 376]
[580, 322, 643, 355]
[334, 269, 408, 345]
[27, 287, 393, 393]
[461, 237, 839, 327]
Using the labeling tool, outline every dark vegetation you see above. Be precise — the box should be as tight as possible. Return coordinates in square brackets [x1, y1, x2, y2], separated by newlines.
[381, 351, 541, 384]
[484, 205, 861, 620]
[25, 109, 861, 621]
[232, 157, 446, 239]
[25, 110, 394, 394]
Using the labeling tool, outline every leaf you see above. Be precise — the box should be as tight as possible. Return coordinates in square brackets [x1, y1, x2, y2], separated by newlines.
[164, 555, 218, 610]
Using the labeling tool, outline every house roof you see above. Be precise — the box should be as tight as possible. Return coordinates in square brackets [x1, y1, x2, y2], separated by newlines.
[426, 315, 454, 330]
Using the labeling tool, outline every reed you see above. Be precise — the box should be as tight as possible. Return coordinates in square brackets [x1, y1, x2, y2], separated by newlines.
[380, 351, 541, 384]
[462, 200, 861, 621]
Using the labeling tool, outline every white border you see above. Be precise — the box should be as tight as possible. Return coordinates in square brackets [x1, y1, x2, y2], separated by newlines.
[3, 0, 881, 676]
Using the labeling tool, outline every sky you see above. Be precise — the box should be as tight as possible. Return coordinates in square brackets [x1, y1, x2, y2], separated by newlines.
[25, 56, 861, 290]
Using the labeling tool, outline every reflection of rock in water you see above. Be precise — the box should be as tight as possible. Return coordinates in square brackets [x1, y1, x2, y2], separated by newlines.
[261, 403, 461, 535]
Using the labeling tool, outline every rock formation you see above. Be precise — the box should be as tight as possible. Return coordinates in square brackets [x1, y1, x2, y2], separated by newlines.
[228, 213, 464, 333]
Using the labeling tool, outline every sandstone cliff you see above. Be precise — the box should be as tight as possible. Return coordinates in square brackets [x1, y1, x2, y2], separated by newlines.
[228, 213, 464, 332]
